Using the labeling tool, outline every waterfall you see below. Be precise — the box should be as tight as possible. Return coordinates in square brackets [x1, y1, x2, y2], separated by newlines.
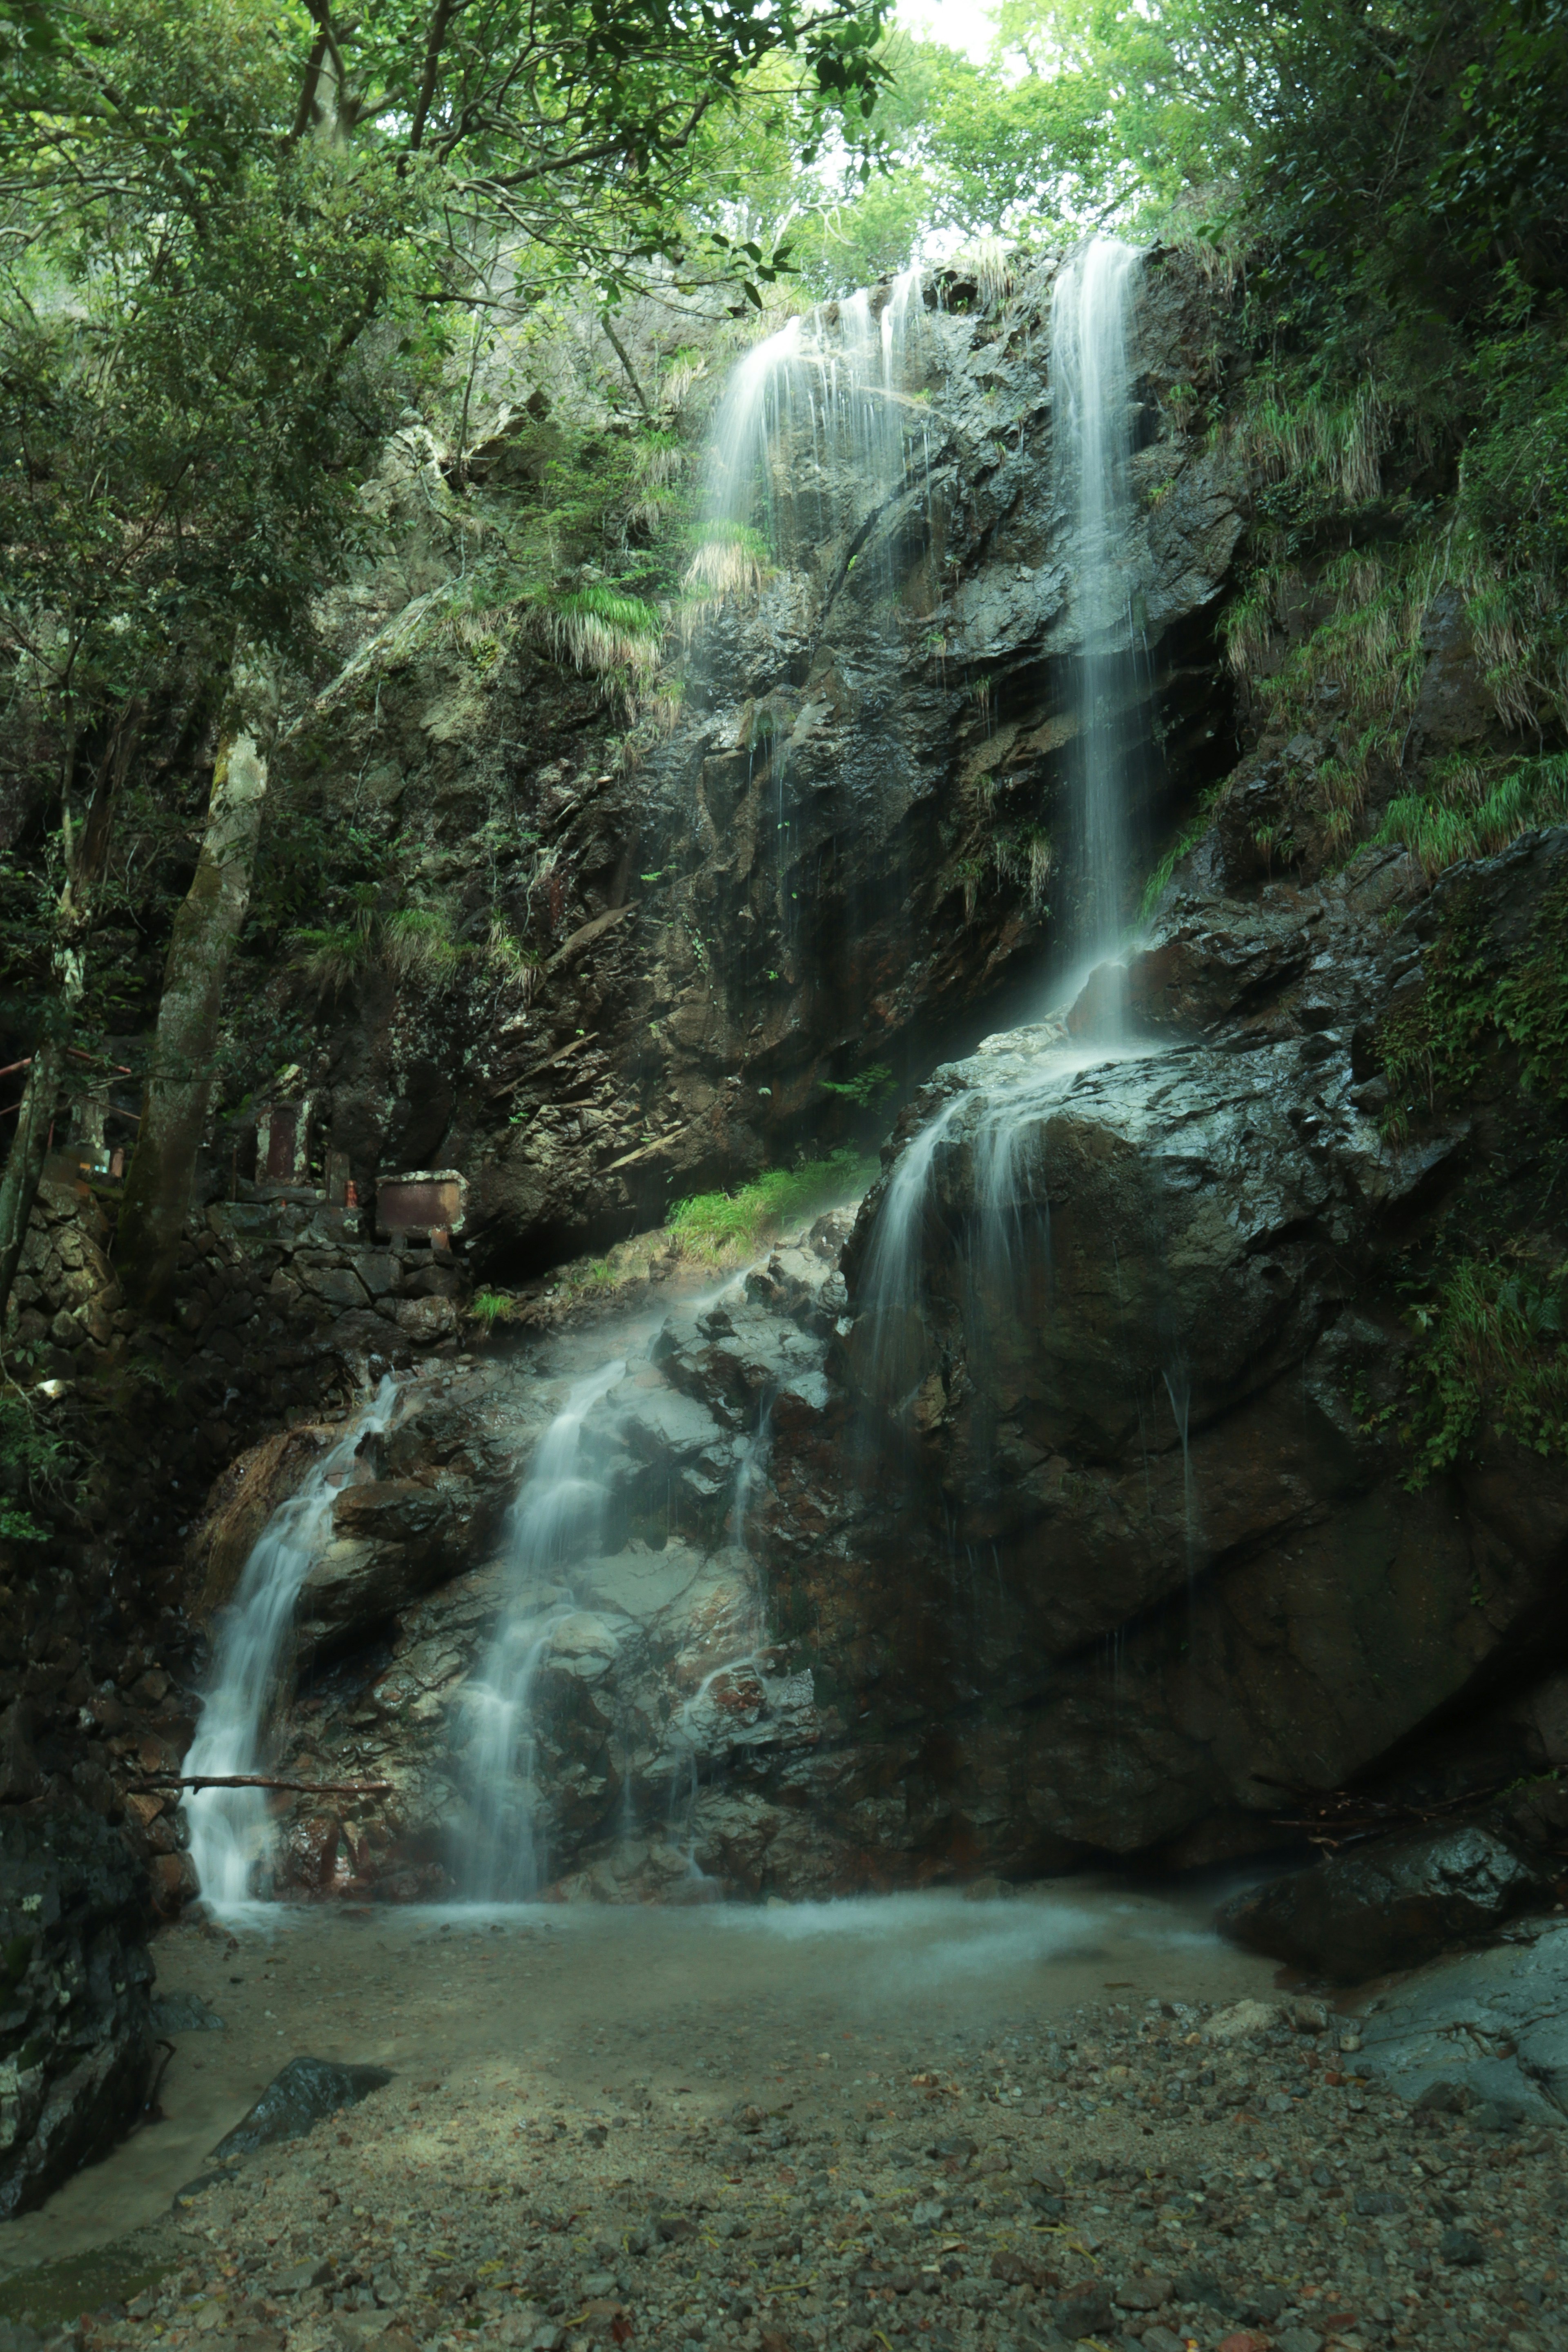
[457, 1359, 627, 1901]
[181, 1376, 401, 1912]
[1050, 235, 1143, 1004]
[852, 237, 1148, 1386]
[688, 263, 928, 597]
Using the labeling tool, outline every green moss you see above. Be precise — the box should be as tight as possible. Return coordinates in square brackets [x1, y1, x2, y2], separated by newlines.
[667, 1147, 877, 1262]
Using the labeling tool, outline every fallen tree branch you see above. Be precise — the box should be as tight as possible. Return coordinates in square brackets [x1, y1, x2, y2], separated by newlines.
[1258, 1764, 1564, 1850]
[134, 1773, 394, 1798]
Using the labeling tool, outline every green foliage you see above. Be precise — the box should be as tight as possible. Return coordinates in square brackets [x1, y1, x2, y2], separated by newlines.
[1380, 753, 1568, 879]
[681, 519, 775, 607]
[289, 925, 372, 993]
[817, 1063, 896, 1108]
[1368, 1254, 1568, 1486]
[667, 1147, 877, 1261]
[0, 0, 414, 741]
[469, 1288, 517, 1327]
[0, 1391, 72, 1542]
[1139, 783, 1225, 919]
[544, 588, 663, 678]
[1379, 867, 1568, 1140]
[383, 907, 461, 985]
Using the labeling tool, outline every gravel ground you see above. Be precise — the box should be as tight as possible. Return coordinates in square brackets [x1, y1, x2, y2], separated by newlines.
[0, 1896, 1563, 2352]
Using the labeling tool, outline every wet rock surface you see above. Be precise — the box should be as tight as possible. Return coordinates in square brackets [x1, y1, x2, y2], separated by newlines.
[169, 835, 1568, 1905]
[0, 1810, 153, 2218]
[1356, 1917, 1568, 2125]
[1217, 1828, 1552, 1984]
[236, 247, 1245, 1281]
[210, 2060, 394, 2162]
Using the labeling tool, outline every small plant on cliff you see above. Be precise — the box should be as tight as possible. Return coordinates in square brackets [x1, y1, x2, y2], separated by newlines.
[1374, 1254, 1568, 1487]
[667, 1147, 877, 1262]
[542, 588, 662, 679]
[1379, 866, 1568, 1143]
[0, 1390, 72, 1544]
[290, 926, 372, 995]
[680, 520, 775, 611]
[1138, 782, 1227, 920]
[818, 1063, 896, 1109]
[383, 909, 463, 986]
[470, 1290, 517, 1329]
[1379, 752, 1568, 880]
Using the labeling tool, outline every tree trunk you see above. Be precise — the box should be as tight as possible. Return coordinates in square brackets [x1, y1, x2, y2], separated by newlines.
[0, 708, 141, 1337]
[0, 1025, 71, 1339]
[117, 658, 278, 1316]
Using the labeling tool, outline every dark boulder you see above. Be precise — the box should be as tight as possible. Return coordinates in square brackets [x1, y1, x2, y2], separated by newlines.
[1217, 1824, 1548, 1982]
[0, 1806, 154, 2218]
[209, 2054, 393, 2158]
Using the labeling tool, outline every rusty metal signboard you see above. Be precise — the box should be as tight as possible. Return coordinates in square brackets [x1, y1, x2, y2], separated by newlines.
[375, 1168, 468, 1240]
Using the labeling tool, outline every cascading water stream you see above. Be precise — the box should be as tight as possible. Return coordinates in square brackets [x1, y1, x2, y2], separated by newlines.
[1050, 234, 1143, 1012]
[458, 1281, 780, 1899]
[690, 263, 928, 592]
[458, 1359, 627, 1900]
[181, 1376, 401, 1912]
[853, 237, 1149, 1403]
[685, 267, 932, 986]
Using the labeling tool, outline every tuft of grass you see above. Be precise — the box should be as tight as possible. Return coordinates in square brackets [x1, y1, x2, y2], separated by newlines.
[1380, 751, 1568, 879]
[1220, 561, 1301, 681]
[667, 1147, 877, 1262]
[951, 235, 1011, 313]
[1235, 377, 1390, 507]
[566, 1258, 618, 1294]
[383, 907, 463, 984]
[543, 586, 662, 678]
[484, 918, 543, 993]
[680, 519, 774, 608]
[1139, 782, 1227, 920]
[289, 924, 371, 993]
[469, 1288, 516, 1328]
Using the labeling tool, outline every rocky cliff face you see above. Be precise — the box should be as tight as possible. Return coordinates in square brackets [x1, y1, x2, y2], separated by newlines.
[238, 246, 1243, 1278]
[190, 824, 1568, 1904]
[140, 240, 1568, 1914]
[0, 1808, 152, 2215]
[13, 238, 1568, 1953]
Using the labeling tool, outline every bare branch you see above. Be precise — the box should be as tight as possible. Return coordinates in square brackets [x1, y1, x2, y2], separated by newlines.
[408, 0, 459, 154]
[136, 1773, 396, 1798]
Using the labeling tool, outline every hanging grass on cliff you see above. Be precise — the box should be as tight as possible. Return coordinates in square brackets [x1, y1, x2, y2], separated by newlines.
[667, 1149, 878, 1261]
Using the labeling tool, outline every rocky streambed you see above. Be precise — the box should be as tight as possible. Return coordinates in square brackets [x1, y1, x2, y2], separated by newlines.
[2, 1895, 1567, 2352]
